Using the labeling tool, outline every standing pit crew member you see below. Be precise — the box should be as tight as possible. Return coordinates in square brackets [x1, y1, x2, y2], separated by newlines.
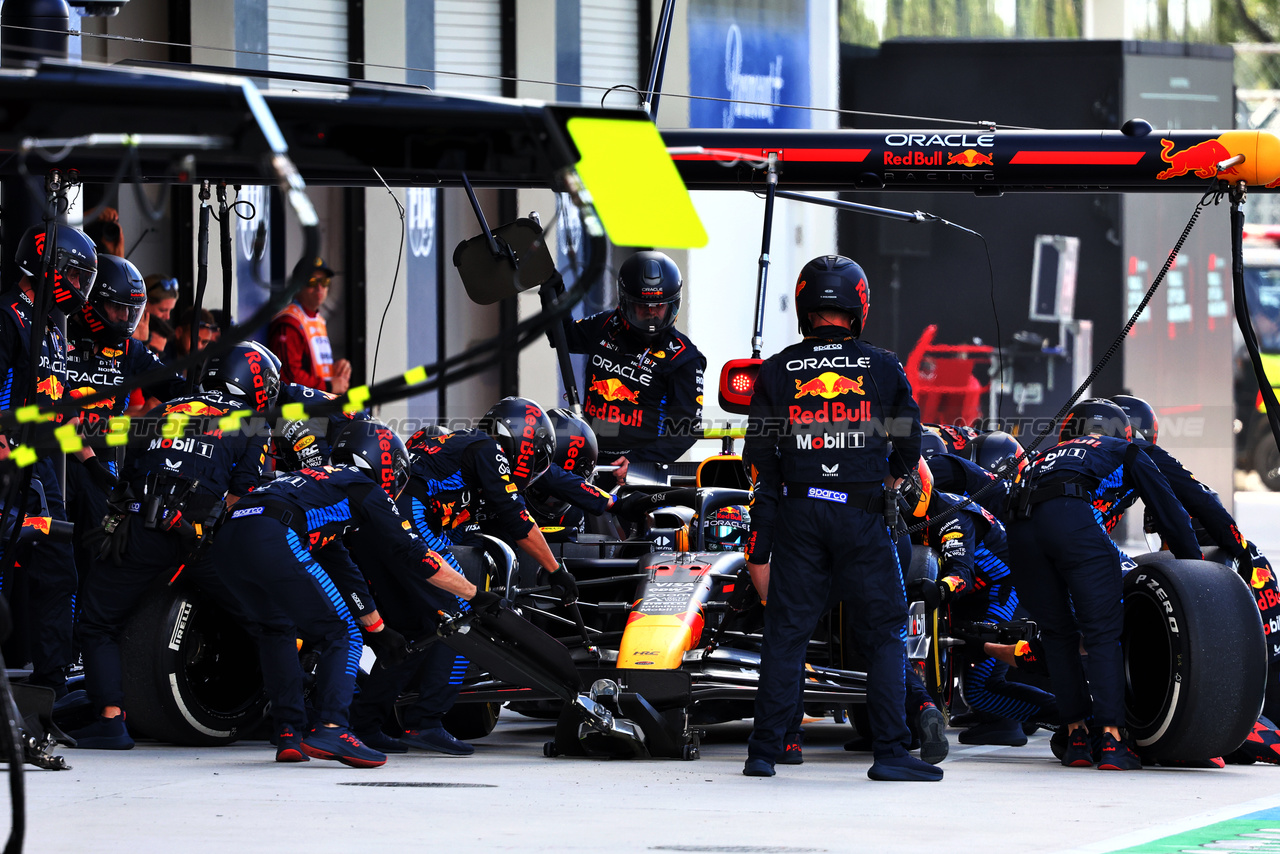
[0, 224, 98, 697]
[347, 397, 577, 755]
[742, 254, 939, 782]
[70, 344, 277, 748]
[1006, 399, 1201, 771]
[268, 257, 352, 394]
[563, 251, 705, 485]
[214, 420, 492, 767]
[65, 255, 185, 579]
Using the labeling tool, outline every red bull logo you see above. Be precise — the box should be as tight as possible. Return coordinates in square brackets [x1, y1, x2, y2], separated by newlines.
[69, 386, 114, 409]
[794, 372, 864, 399]
[166, 401, 228, 417]
[35, 375, 63, 401]
[1157, 138, 1237, 180]
[947, 149, 994, 167]
[589, 378, 640, 404]
[21, 516, 51, 535]
[1254, 564, 1275, 590]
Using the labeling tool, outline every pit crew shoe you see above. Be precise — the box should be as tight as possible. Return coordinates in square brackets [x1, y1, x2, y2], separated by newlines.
[69, 714, 134, 750]
[401, 726, 474, 756]
[868, 753, 943, 781]
[916, 705, 949, 765]
[1097, 733, 1142, 771]
[779, 732, 803, 765]
[743, 757, 776, 777]
[358, 729, 409, 755]
[1061, 729, 1094, 767]
[959, 718, 1029, 747]
[275, 725, 308, 763]
[302, 726, 387, 768]
[1228, 720, 1280, 765]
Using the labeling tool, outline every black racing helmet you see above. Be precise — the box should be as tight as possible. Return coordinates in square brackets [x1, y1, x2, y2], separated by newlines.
[330, 419, 410, 500]
[920, 428, 949, 460]
[201, 342, 281, 412]
[1059, 398, 1132, 443]
[794, 255, 870, 337]
[969, 430, 1027, 476]
[1113, 394, 1159, 444]
[16, 224, 98, 313]
[81, 255, 145, 342]
[927, 423, 979, 456]
[548, 408, 599, 481]
[617, 251, 682, 345]
[405, 423, 452, 456]
[479, 396, 555, 490]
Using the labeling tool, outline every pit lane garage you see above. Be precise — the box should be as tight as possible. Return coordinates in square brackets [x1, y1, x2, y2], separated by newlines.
[0, 52, 1271, 773]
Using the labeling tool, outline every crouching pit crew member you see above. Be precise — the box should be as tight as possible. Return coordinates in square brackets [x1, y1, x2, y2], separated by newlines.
[71, 343, 277, 749]
[213, 419, 496, 767]
[1006, 399, 1201, 771]
[563, 251, 705, 486]
[346, 397, 575, 755]
[741, 255, 939, 782]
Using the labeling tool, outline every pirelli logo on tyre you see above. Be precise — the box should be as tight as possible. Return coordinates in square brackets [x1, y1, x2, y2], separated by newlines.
[169, 601, 194, 651]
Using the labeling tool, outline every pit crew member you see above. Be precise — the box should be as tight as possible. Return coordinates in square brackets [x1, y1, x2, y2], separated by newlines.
[563, 251, 705, 485]
[1006, 398, 1200, 770]
[742, 254, 938, 781]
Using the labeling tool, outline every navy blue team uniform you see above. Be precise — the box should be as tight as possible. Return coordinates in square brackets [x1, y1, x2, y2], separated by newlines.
[1007, 435, 1200, 732]
[213, 466, 441, 737]
[917, 491, 1058, 726]
[521, 464, 612, 532]
[347, 429, 536, 741]
[75, 391, 268, 739]
[564, 310, 705, 471]
[273, 382, 368, 469]
[0, 287, 77, 690]
[745, 324, 923, 774]
[927, 453, 1010, 520]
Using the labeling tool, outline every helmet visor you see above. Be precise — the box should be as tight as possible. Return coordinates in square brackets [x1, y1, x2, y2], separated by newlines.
[620, 292, 679, 337]
[99, 298, 145, 336]
[56, 252, 97, 301]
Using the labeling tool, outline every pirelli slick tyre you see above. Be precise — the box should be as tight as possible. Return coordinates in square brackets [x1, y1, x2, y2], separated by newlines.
[1123, 559, 1266, 761]
[120, 583, 267, 746]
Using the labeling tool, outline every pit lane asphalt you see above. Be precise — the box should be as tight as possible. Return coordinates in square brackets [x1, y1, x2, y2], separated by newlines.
[18, 717, 1280, 854]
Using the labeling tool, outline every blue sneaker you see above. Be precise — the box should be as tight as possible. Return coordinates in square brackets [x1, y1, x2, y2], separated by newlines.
[401, 726, 474, 756]
[275, 725, 309, 763]
[358, 729, 409, 755]
[69, 714, 134, 750]
[743, 757, 775, 777]
[301, 726, 386, 768]
[868, 753, 943, 781]
[779, 732, 803, 765]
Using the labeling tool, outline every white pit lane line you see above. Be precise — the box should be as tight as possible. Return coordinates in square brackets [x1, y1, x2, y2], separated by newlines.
[1051, 791, 1280, 854]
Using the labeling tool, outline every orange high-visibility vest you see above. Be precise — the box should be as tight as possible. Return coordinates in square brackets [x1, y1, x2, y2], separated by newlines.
[274, 302, 334, 384]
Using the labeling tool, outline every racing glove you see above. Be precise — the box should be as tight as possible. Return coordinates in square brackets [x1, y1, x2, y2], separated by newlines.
[363, 624, 408, 667]
[907, 577, 958, 610]
[469, 589, 503, 616]
[541, 565, 579, 604]
[83, 456, 119, 493]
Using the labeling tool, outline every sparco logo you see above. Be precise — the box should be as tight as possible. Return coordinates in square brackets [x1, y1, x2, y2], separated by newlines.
[884, 133, 994, 148]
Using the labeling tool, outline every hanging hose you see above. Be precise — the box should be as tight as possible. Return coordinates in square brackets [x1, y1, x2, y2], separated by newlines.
[188, 181, 212, 393]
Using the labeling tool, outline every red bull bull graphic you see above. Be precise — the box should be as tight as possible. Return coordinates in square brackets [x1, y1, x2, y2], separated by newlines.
[794, 372, 864, 399]
[589, 377, 640, 404]
[35, 375, 63, 401]
[21, 516, 51, 535]
[1156, 138, 1237, 181]
[165, 402, 228, 417]
[69, 386, 114, 409]
[1254, 564, 1276, 590]
[947, 149, 994, 167]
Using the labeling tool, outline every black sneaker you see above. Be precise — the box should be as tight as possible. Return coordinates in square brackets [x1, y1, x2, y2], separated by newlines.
[743, 757, 775, 777]
[779, 732, 803, 765]
[916, 706, 949, 765]
[1061, 729, 1093, 767]
[1097, 732, 1142, 771]
[358, 729, 409, 755]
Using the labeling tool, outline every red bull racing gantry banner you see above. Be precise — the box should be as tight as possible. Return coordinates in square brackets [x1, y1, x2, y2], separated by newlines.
[664, 129, 1280, 192]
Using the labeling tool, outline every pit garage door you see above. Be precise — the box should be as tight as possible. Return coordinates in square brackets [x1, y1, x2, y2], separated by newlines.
[267, 0, 348, 85]
[581, 0, 640, 106]
[435, 0, 503, 96]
